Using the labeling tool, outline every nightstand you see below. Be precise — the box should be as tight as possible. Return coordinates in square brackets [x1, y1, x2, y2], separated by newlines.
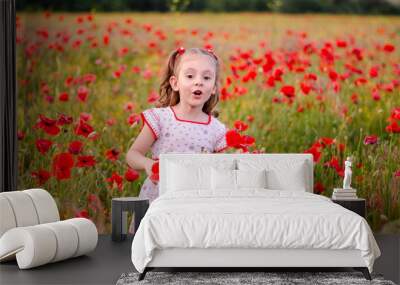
[111, 197, 149, 242]
[332, 198, 366, 218]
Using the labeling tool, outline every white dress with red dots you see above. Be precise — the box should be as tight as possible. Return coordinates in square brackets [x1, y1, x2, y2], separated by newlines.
[138, 106, 228, 202]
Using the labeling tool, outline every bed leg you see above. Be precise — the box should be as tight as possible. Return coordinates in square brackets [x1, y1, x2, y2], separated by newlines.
[354, 267, 371, 280]
[138, 268, 148, 281]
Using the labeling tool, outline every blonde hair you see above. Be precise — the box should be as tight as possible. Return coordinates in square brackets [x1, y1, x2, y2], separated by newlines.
[157, 47, 221, 117]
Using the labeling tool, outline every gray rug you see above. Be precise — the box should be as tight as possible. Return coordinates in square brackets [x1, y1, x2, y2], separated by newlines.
[116, 271, 395, 285]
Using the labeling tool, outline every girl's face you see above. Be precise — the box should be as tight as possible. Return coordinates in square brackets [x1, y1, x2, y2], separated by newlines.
[169, 53, 217, 109]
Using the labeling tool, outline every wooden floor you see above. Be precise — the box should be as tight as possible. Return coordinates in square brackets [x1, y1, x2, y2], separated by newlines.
[0, 234, 398, 285]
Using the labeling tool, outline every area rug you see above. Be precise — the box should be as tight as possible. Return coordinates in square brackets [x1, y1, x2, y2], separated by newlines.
[116, 271, 395, 285]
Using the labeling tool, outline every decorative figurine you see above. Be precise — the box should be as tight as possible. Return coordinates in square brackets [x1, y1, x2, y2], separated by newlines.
[343, 156, 353, 189]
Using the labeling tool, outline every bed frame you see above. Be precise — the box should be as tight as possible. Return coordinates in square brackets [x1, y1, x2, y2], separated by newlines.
[138, 153, 372, 281]
[140, 248, 371, 280]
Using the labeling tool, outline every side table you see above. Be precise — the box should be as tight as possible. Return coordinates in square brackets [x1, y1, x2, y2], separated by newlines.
[332, 198, 366, 218]
[112, 197, 149, 242]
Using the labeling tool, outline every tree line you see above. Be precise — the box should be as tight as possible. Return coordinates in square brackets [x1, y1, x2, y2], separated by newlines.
[17, 0, 400, 15]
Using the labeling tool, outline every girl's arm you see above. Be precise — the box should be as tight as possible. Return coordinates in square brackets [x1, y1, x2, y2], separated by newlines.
[126, 124, 156, 177]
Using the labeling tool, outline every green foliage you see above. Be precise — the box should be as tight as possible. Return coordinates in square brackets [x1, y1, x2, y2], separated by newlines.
[16, 0, 400, 14]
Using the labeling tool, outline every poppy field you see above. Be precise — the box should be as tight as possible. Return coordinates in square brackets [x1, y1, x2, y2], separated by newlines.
[16, 12, 400, 233]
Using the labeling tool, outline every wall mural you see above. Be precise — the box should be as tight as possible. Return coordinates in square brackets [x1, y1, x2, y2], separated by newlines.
[16, 12, 400, 233]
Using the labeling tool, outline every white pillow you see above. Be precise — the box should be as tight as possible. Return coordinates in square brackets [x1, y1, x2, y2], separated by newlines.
[238, 159, 307, 191]
[236, 169, 267, 189]
[211, 169, 267, 190]
[167, 162, 211, 191]
[265, 166, 306, 191]
[211, 168, 236, 190]
[166, 159, 236, 192]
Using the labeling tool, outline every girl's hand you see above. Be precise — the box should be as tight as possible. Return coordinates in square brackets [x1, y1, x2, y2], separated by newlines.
[144, 160, 154, 178]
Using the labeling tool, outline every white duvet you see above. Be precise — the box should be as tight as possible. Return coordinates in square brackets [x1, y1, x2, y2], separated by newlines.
[131, 189, 381, 273]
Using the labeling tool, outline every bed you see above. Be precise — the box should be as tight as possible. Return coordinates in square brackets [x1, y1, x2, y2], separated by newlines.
[131, 153, 381, 281]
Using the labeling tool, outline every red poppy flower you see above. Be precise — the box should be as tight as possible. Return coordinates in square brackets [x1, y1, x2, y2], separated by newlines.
[336, 40, 347, 48]
[272, 97, 281, 103]
[142, 69, 153, 80]
[297, 105, 304, 113]
[318, 137, 335, 147]
[246, 115, 254, 122]
[68, 141, 84, 154]
[363, 135, 378, 145]
[147, 90, 159, 103]
[83, 73, 96, 84]
[234, 86, 247, 96]
[79, 112, 92, 122]
[75, 209, 89, 219]
[34, 114, 60, 136]
[131, 66, 141, 74]
[241, 135, 255, 146]
[150, 161, 160, 182]
[351, 93, 358, 104]
[105, 118, 116, 126]
[226, 76, 232, 86]
[351, 48, 363, 61]
[31, 169, 51, 185]
[304, 73, 317, 81]
[124, 102, 135, 112]
[77, 86, 89, 102]
[304, 145, 322, 163]
[52, 153, 74, 180]
[395, 170, 400, 177]
[323, 156, 342, 174]
[113, 70, 122, 78]
[327, 69, 337, 80]
[383, 44, 395, 53]
[314, 182, 325, 194]
[17, 130, 25, 140]
[273, 68, 283, 81]
[280, 85, 295, 98]
[64, 76, 74, 87]
[226, 129, 242, 148]
[75, 120, 94, 137]
[354, 77, 367, 86]
[390, 107, 400, 120]
[105, 148, 120, 161]
[369, 66, 379, 78]
[40, 83, 50, 95]
[234, 120, 248, 132]
[300, 82, 311, 95]
[320, 47, 334, 64]
[371, 89, 381, 101]
[385, 121, 400, 133]
[127, 113, 141, 126]
[103, 34, 109, 45]
[118, 47, 129, 57]
[76, 155, 96, 167]
[72, 39, 82, 49]
[125, 168, 140, 182]
[36, 139, 53, 154]
[59, 92, 69, 102]
[337, 143, 346, 153]
[57, 113, 73, 126]
[106, 172, 123, 191]
[44, 95, 54, 104]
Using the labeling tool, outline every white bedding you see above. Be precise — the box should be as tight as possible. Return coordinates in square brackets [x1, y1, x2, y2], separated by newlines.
[131, 189, 380, 273]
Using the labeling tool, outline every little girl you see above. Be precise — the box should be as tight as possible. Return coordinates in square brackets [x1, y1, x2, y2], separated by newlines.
[126, 47, 228, 211]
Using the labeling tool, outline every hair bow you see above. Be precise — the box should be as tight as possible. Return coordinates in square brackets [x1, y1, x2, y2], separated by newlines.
[177, 46, 185, 55]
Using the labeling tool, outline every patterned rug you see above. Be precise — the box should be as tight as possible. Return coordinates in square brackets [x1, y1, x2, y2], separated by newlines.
[116, 271, 395, 285]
